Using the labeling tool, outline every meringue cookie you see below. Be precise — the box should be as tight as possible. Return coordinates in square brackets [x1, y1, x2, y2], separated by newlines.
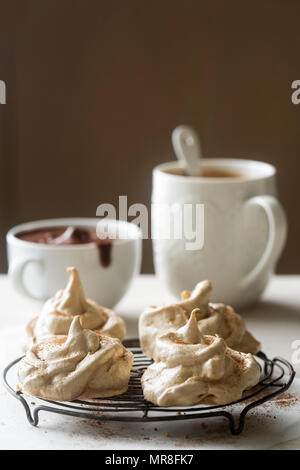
[141, 310, 261, 407]
[19, 316, 133, 401]
[27, 267, 126, 346]
[139, 280, 260, 358]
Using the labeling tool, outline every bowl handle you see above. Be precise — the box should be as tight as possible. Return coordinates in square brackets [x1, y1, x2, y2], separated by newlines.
[9, 257, 44, 299]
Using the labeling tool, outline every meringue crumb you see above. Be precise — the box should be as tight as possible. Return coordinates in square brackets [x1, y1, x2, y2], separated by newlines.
[163, 431, 170, 437]
[184, 434, 189, 439]
[16, 384, 21, 392]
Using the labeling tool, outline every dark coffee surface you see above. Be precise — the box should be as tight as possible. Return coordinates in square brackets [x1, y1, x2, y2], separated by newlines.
[166, 168, 245, 178]
[16, 226, 114, 267]
[200, 169, 244, 178]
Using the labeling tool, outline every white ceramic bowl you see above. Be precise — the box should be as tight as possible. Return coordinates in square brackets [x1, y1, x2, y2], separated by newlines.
[7, 218, 142, 307]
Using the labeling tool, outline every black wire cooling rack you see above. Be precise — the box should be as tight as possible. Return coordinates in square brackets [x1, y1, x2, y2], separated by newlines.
[3, 339, 295, 435]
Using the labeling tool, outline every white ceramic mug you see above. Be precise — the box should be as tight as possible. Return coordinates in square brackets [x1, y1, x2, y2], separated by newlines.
[152, 159, 287, 308]
[7, 218, 142, 307]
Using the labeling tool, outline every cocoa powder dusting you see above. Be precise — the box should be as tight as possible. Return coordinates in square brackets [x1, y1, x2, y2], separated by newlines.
[271, 392, 299, 409]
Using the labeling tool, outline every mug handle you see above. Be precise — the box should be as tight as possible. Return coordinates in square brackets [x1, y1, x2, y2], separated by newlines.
[8, 257, 44, 299]
[240, 195, 287, 289]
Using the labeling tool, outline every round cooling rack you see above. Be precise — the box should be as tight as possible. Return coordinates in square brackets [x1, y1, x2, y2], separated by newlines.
[3, 339, 295, 435]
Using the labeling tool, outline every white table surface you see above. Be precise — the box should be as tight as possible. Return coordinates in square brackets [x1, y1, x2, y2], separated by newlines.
[1, 274, 300, 450]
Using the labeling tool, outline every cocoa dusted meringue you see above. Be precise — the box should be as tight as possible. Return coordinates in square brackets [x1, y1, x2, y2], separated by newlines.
[19, 316, 133, 401]
[141, 310, 261, 407]
[27, 267, 126, 345]
[139, 280, 260, 358]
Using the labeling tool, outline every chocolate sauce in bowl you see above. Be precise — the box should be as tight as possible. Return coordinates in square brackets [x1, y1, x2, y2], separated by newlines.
[16, 226, 115, 267]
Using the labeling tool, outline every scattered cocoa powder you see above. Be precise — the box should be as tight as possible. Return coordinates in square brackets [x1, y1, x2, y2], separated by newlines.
[271, 392, 299, 409]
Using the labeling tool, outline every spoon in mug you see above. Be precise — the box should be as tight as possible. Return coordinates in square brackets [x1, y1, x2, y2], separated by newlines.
[172, 125, 202, 176]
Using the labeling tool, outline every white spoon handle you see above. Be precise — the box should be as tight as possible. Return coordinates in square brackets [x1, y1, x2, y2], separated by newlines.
[172, 125, 202, 176]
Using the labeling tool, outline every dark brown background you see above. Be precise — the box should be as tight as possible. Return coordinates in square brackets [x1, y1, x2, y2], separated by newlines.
[0, 0, 299, 273]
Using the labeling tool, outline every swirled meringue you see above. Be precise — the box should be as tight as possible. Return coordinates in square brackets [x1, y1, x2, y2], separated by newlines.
[139, 280, 260, 358]
[27, 267, 126, 345]
[19, 316, 133, 401]
[141, 310, 261, 406]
